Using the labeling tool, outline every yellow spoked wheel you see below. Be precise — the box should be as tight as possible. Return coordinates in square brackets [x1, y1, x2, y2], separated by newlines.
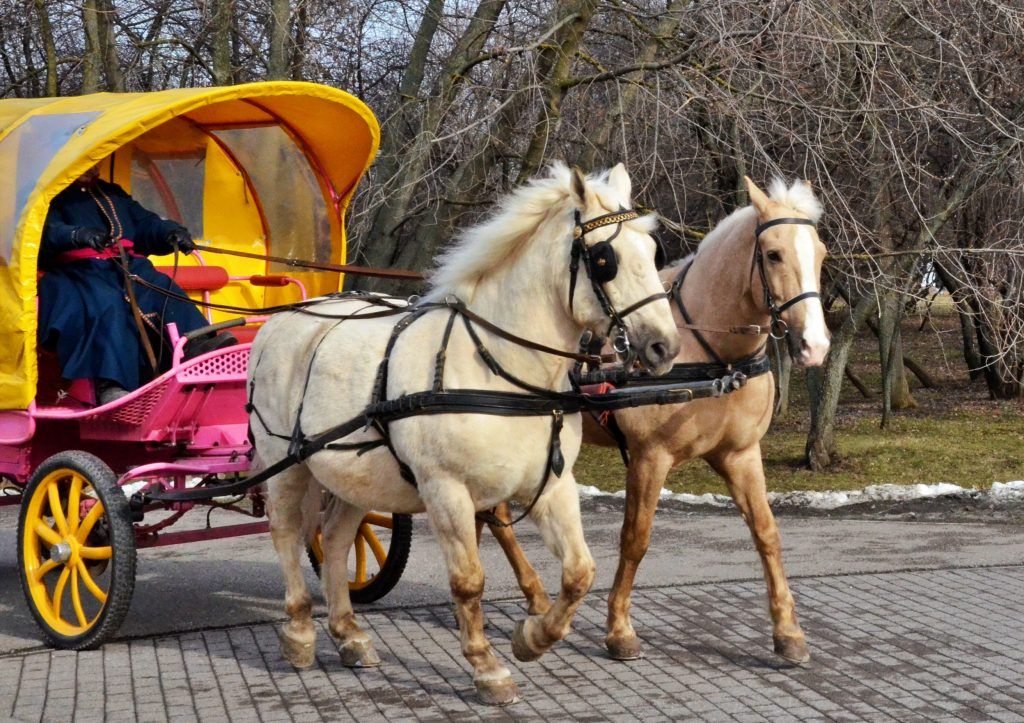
[308, 512, 413, 604]
[18, 451, 136, 649]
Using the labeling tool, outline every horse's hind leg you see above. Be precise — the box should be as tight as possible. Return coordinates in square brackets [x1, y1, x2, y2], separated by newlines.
[605, 449, 673, 660]
[511, 475, 595, 662]
[426, 481, 519, 705]
[320, 497, 380, 667]
[708, 444, 810, 664]
[487, 502, 551, 615]
[267, 466, 319, 668]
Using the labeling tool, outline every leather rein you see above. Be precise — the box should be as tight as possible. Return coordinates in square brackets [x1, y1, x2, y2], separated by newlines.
[137, 207, 682, 529]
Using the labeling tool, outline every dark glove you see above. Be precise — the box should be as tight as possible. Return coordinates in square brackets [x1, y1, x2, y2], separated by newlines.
[166, 227, 196, 255]
[71, 227, 111, 251]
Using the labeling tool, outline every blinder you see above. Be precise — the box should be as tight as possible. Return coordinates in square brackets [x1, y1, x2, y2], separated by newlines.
[568, 207, 668, 358]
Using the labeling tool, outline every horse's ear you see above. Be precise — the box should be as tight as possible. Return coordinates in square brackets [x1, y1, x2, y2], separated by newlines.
[608, 162, 632, 204]
[744, 176, 771, 216]
[570, 166, 587, 206]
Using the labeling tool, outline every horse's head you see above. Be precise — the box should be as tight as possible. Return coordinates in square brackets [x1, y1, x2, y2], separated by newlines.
[568, 164, 679, 374]
[744, 176, 829, 367]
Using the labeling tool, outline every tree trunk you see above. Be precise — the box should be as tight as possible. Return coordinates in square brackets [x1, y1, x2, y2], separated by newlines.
[268, 0, 291, 80]
[805, 295, 875, 471]
[515, 0, 598, 184]
[932, 260, 983, 379]
[82, 0, 101, 93]
[771, 337, 792, 418]
[34, 0, 57, 96]
[356, 0, 507, 284]
[211, 0, 233, 85]
[877, 292, 916, 427]
[578, 0, 689, 169]
[97, 0, 123, 91]
[291, 1, 307, 80]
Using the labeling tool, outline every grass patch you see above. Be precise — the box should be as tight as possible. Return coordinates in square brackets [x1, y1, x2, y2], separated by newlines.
[575, 304, 1024, 496]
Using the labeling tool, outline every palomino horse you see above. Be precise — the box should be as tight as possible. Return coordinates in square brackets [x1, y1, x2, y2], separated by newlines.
[248, 163, 680, 705]
[485, 176, 829, 664]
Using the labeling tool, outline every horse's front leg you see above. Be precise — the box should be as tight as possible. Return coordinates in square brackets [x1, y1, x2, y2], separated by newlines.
[487, 502, 551, 615]
[267, 466, 319, 668]
[425, 481, 520, 706]
[708, 444, 810, 663]
[320, 497, 381, 667]
[605, 448, 673, 660]
[510, 475, 596, 662]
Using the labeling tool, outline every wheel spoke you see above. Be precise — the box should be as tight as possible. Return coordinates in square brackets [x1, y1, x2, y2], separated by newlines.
[360, 523, 388, 567]
[47, 483, 68, 536]
[34, 558, 59, 581]
[363, 512, 393, 529]
[77, 560, 108, 604]
[33, 521, 62, 547]
[70, 567, 87, 627]
[76, 502, 104, 543]
[67, 474, 84, 534]
[52, 566, 71, 619]
[79, 545, 112, 560]
[354, 532, 367, 582]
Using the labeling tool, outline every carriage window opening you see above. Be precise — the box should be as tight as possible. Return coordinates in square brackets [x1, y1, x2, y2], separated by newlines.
[0, 112, 101, 262]
[213, 126, 330, 269]
[129, 151, 206, 239]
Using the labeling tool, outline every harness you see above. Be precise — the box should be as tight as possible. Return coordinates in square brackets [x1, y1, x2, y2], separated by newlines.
[576, 216, 820, 464]
[137, 208, 706, 527]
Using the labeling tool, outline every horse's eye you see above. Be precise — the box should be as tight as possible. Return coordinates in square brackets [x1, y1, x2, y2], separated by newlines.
[766, 250, 782, 263]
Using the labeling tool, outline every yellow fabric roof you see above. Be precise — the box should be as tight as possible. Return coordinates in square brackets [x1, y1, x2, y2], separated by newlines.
[0, 82, 379, 410]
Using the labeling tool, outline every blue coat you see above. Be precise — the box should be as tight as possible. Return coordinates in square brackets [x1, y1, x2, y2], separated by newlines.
[38, 180, 208, 391]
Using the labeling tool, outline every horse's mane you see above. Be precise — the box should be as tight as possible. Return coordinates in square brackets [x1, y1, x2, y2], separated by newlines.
[425, 162, 655, 301]
[667, 178, 823, 270]
[425, 165, 573, 301]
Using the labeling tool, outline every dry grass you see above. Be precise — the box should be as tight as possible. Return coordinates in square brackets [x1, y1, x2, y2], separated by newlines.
[575, 301, 1024, 495]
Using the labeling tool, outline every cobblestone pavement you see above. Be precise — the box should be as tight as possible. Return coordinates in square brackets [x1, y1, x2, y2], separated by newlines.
[2, 564, 1023, 722]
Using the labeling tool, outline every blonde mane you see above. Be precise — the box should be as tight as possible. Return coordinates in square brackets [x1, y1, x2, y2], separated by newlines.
[425, 166, 573, 301]
[425, 162, 657, 302]
[667, 178, 823, 270]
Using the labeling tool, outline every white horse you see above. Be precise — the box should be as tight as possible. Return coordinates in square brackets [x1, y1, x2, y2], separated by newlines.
[248, 163, 680, 705]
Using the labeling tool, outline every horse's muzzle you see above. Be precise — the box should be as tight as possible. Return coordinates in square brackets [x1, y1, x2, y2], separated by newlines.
[638, 333, 680, 375]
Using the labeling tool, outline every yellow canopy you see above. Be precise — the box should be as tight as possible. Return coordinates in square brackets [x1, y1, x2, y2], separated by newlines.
[0, 82, 379, 410]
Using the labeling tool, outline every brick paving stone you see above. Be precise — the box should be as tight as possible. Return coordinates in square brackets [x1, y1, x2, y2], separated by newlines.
[3, 566, 1024, 721]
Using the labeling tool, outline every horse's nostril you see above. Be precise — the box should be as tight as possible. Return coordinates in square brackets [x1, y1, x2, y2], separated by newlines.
[650, 341, 667, 361]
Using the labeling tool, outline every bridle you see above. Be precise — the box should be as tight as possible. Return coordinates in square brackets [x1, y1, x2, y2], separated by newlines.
[752, 217, 821, 340]
[670, 215, 821, 366]
[568, 209, 668, 357]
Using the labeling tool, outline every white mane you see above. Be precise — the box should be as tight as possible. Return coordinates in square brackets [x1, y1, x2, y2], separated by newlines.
[424, 164, 575, 302]
[425, 162, 656, 301]
[767, 178, 823, 222]
[665, 178, 823, 267]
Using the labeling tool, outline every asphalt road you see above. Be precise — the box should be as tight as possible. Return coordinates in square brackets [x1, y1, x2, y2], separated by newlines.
[3, 496, 1024, 655]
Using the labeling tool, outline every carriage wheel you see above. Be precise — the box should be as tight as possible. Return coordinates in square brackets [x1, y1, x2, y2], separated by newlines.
[307, 512, 412, 604]
[18, 451, 136, 649]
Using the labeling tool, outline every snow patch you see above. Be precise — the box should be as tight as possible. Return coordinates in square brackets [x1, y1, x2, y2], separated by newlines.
[578, 480, 1024, 510]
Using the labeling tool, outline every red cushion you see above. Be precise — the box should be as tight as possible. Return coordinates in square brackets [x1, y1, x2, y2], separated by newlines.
[232, 325, 261, 344]
[155, 265, 229, 292]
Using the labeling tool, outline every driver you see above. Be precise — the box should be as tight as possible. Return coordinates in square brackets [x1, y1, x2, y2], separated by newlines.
[38, 164, 236, 405]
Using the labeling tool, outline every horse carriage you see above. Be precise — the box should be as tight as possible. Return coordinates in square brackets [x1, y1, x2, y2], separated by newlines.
[0, 83, 413, 649]
[1, 80, 829, 707]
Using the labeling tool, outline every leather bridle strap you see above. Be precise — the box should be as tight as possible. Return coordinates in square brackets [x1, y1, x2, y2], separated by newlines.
[753, 217, 821, 334]
[568, 208, 668, 354]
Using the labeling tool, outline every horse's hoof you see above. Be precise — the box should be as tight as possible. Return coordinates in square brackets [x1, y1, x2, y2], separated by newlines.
[475, 674, 520, 706]
[606, 635, 644, 661]
[773, 634, 811, 664]
[511, 619, 542, 662]
[339, 636, 381, 668]
[280, 633, 316, 669]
